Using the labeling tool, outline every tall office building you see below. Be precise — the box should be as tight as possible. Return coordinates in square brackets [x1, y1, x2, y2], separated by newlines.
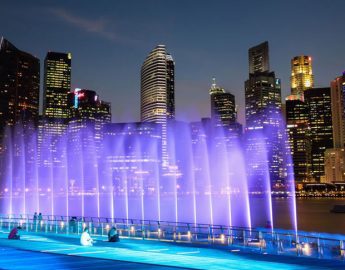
[166, 54, 175, 121]
[324, 148, 345, 183]
[68, 89, 111, 128]
[64, 89, 111, 195]
[245, 71, 282, 129]
[141, 45, 175, 123]
[248, 41, 269, 74]
[209, 78, 236, 128]
[0, 37, 40, 190]
[245, 71, 284, 188]
[68, 89, 111, 152]
[0, 37, 40, 129]
[38, 52, 72, 167]
[304, 87, 333, 181]
[245, 41, 285, 189]
[290, 56, 314, 97]
[141, 45, 175, 167]
[330, 74, 345, 148]
[43, 52, 72, 120]
[286, 56, 313, 182]
[285, 97, 311, 182]
[323, 74, 345, 183]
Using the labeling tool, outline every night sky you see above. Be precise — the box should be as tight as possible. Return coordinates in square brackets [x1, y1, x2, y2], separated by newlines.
[1, 0, 345, 125]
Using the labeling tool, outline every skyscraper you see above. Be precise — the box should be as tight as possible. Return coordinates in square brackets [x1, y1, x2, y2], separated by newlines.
[290, 56, 314, 97]
[166, 54, 175, 121]
[330, 74, 345, 148]
[0, 37, 40, 129]
[0, 37, 40, 189]
[43, 52, 72, 120]
[68, 88, 111, 152]
[286, 55, 314, 183]
[68, 89, 111, 129]
[38, 52, 72, 167]
[141, 45, 175, 167]
[245, 41, 285, 189]
[304, 87, 333, 182]
[248, 41, 269, 74]
[245, 72, 282, 129]
[209, 78, 236, 128]
[323, 74, 345, 184]
[324, 148, 345, 183]
[285, 97, 311, 182]
[141, 45, 175, 123]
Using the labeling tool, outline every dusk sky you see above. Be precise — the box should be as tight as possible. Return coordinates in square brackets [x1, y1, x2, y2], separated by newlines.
[1, 0, 345, 124]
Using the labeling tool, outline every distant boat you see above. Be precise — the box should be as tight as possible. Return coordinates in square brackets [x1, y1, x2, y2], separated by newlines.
[330, 205, 345, 213]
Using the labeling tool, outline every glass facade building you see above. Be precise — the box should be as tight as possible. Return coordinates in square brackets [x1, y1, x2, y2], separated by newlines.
[39, 52, 72, 167]
[0, 37, 40, 190]
[285, 97, 311, 182]
[304, 87, 333, 182]
[140, 45, 175, 167]
[43, 52, 72, 120]
[330, 75, 345, 148]
[0, 37, 40, 129]
[245, 42, 285, 189]
[209, 78, 236, 128]
[68, 89, 111, 153]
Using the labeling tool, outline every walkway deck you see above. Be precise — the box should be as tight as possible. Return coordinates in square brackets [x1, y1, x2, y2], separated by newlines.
[0, 231, 344, 269]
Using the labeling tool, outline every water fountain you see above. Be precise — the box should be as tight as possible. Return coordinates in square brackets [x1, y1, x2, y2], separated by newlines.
[0, 116, 297, 232]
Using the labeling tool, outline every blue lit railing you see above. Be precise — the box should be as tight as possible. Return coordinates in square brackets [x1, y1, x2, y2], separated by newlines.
[0, 213, 344, 261]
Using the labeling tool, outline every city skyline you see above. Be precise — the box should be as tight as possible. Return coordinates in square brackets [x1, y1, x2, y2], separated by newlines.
[2, 0, 345, 125]
[2, 2, 345, 269]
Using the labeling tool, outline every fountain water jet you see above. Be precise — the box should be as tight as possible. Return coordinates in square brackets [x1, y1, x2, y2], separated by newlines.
[0, 119, 296, 232]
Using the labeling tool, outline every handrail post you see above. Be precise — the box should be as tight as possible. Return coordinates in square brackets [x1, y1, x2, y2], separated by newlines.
[208, 225, 213, 244]
[243, 230, 246, 246]
[259, 231, 263, 252]
[228, 228, 233, 245]
[340, 240, 344, 260]
[141, 222, 145, 240]
[277, 233, 283, 254]
[317, 238, 322, 258]
[296, 235, 301, 256]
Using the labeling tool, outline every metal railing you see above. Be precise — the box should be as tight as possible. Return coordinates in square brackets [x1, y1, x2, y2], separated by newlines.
[0, 213, 344, 261]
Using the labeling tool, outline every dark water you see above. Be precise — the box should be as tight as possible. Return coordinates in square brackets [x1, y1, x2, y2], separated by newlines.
[268, 197, 345, 234]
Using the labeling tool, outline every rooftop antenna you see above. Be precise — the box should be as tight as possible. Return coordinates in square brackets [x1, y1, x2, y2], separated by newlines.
[211, 77, 217, 89]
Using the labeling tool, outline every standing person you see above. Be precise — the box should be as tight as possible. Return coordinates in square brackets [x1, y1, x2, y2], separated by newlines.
[69, 217, 77, 233]
[8, 226, 21, 240]
[33, 212, 37, 228]
[38, 213, 42, 222]
[108, 227, 120, 242]
[80, 227, 94, 246]
[38, 213, 43, 230]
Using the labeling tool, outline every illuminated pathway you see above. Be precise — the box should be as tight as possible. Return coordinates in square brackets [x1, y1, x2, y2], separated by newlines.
[0, 232, 344, 269]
